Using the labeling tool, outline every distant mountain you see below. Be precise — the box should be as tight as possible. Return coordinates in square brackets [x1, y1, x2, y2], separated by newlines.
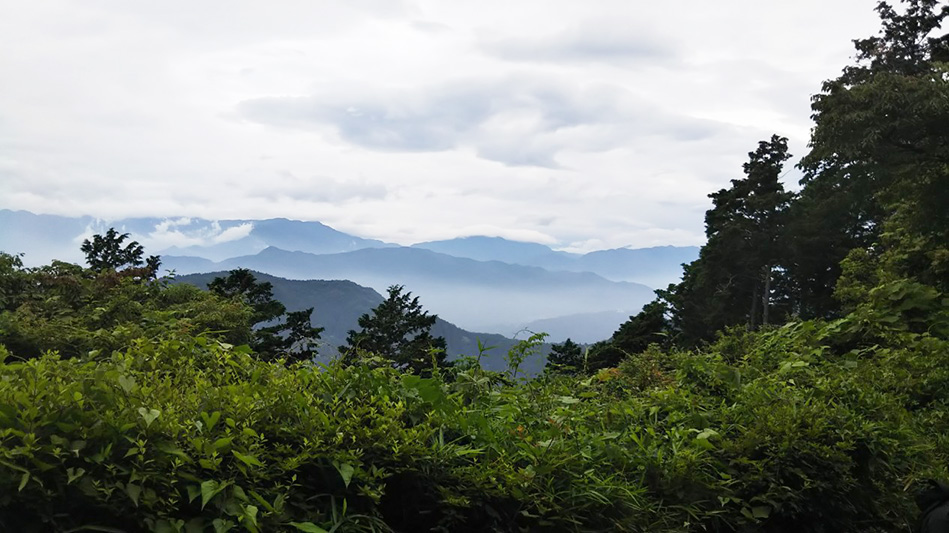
[1, 209, 689, 343]
[412, 236, 697, 288]
[0, 210, 93, 265]
[162, 246, 654, 335]
[573, 246, 700, 288]
[0, 210, 393, 265]
[412, 236, 574, 268]
[1, 210, 697, 289]
[503, 310, 634, 344]
[174, 271, 548, 374]
[159, 218, 394, 261]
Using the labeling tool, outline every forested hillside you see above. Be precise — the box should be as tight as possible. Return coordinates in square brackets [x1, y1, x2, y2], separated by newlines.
[173, 271, 544, 373]
[0, 2, 947, 531]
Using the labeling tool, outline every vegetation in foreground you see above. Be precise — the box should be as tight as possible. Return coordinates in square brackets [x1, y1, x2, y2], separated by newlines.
[0, 1, 947, 531]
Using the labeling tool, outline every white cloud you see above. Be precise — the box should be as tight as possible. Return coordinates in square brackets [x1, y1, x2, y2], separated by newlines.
[212, 222, 254, 244]
[238, 75, 728, 167]
[0, 0, 884, 250]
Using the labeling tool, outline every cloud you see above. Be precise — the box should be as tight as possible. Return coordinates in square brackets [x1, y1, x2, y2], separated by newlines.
[139, 219, 257, 250]
[246, 172, 390, 204]
[212, 222, 254, 243]
[237, 76, 727, 167]
[0, 0, 885, 252]
[479, 22, 674, 65]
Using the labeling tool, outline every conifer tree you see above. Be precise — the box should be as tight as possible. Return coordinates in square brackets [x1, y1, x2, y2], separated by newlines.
[666, 136, 793, 344]
[340, 285, 447, 374]
[546, 338, 583, 375]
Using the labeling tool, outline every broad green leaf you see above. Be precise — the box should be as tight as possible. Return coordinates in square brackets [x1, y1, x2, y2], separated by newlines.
[118, 375, 136, 393]
[232, 450, 264, 467]
[138, 407, 160, 427]
[249, 490, 275, 513]
[243, 505, 259, 527]
[289, 522, 328, 533]
[201, 411, 221, 431]
[201, 479, 228, 509]
[334, 461, 354, 488]
[126, 483, 141, 506]
[186, 484, 201, 503]
[212, 518, 234, 533]
[157, 442, 192, 462]
[67, 467, 86, 484]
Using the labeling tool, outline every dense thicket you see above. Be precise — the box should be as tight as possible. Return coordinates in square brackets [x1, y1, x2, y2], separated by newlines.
[0, 281, 946, 531]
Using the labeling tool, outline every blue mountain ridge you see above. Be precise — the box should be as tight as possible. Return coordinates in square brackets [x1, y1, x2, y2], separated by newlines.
[161, 246, 655, 336]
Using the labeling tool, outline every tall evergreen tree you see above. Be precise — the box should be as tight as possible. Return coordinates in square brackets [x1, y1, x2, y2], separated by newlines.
[666, 135, 793, 345]
[546, 338, 583, 375]
[340, 285, 447, 374]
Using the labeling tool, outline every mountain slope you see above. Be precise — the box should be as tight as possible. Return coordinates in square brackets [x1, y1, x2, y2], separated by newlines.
[160, 218, 393, 261]
[163, 247, 654, 334]
[412, 236, 574, 268]
[174, 271, 546, 374]
[412, 236, 697, 287]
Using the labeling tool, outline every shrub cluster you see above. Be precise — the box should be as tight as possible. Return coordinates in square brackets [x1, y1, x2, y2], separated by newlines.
[0, 299, 945, 531]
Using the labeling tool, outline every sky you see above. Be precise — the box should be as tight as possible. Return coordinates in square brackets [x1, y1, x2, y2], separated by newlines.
[0, 0, 883, 253]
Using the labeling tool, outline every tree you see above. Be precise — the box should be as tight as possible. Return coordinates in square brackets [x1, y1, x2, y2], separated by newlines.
[209, 269, 323, 363]
[585, 340, 627, 372]
[81, 228, 160, 278]
[612, 299, 670, 354]
[546, 338, 583, 375]
[0, 256, 253, 360]
[791, 0, 949, 308]
[665, 136, 794, 345]
[209, 269, 285, 325]
[340, 285, 447, 374]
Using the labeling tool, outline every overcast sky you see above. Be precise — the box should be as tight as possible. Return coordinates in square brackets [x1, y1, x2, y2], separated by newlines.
[0, 1, 883, 252]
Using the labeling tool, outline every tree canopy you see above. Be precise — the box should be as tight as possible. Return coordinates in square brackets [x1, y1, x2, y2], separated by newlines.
[209, 268, 324, 362]
[340, 285, 447, 374]
[81, 227, 161, 278]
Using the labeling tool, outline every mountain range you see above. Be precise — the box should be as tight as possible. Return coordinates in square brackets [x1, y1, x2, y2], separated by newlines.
[412, 236, 697, 288]
[174, 271, 548, 375]
[161, 246, 656, 336]
[0, 210, 698, 342]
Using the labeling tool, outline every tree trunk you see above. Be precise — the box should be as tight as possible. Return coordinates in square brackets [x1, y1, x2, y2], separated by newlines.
[761, 264, 772, 326]
[749, 280, 759, 330]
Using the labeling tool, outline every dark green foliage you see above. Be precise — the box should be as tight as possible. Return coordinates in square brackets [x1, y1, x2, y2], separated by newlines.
[0, 275, 945, 531]
[0, 253, 252, 360]
[546, 338, 583, 374]
[612, 299, 670, 354]
[664, 135, 793, 346]
[209, 269, 286, 325]
[81, 227, 161, 278]
[584, 339, 626, 372]
[340, 285, 447, 374]
[790, 0, 949, 314]
[578, 298, 674, 375]
[209, 269, 324, 363]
